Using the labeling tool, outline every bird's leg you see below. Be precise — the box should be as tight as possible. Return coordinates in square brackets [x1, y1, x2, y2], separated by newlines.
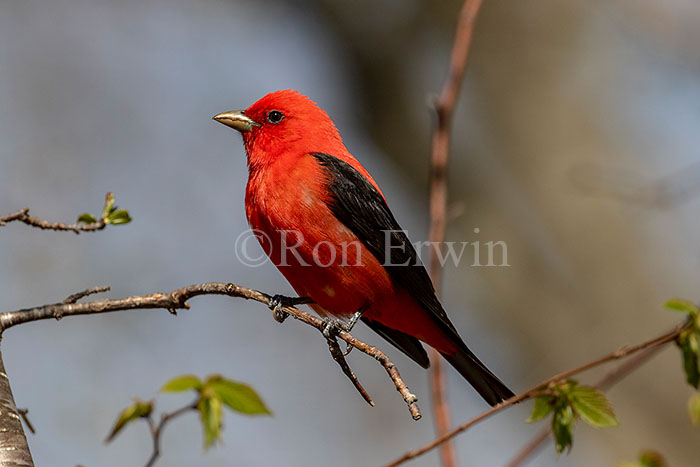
[346, 307, 365, 330]
[321, 306, 366, 340]
[268, 295, 313, 323]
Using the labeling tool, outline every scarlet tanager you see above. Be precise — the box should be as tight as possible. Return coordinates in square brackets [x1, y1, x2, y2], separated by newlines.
[214, 90, 514, 406]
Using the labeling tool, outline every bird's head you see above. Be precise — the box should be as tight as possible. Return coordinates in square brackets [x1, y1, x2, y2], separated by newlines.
[214, 90, 345, 169]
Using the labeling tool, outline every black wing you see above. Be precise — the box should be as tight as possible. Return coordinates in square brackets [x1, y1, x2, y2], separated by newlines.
[312, 153, 515, 405]
[311, 153, 460, 340]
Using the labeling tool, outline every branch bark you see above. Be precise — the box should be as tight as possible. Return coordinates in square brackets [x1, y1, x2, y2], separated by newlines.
[426, 1, 485, 466]
[0, 207, 105, 234]
[386, 319, 690, 467]
[0, 345, 34, 466]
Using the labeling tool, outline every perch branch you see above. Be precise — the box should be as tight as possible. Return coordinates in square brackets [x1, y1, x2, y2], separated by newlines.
[0, 282, 420, 420]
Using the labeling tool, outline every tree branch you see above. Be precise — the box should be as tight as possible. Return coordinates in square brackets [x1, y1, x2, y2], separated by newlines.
[0, 193, 120, 234]
[326, 336, 375, 406]
[0, 346, 34, 466]
[386, 319, 690, 467]
[145, 401, 198, 467]
[0, 282, 421, 420]
[0, 207, 105, 234]
[17, 409, 35, 435]
[426, 1, 485, 466]
[62, 286, 112, 304]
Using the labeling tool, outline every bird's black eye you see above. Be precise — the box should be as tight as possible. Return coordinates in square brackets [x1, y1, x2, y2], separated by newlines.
[267, 110, 284, 124]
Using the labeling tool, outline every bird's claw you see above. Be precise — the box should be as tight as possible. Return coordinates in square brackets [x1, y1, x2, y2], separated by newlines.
[268, 295, 289, 323]
[321, 318, 351, 339]
[273, 307, 288, 323]
[343, 342, 354, 356]
[268, 295, 312, 324]
[321, 307, 366, 339]
[321, 319, 355, 354]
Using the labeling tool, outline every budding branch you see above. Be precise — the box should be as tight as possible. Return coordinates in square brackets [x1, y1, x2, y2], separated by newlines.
[386, 318, 691, 466]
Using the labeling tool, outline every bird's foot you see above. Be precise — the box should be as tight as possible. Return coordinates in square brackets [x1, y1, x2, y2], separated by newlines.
[321, 318, 351, 339]
[268, 295, 313, 323]
[321, 307, 366, 339]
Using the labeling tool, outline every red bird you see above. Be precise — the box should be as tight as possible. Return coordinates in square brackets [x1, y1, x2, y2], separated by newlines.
[214, 90, 514, 405]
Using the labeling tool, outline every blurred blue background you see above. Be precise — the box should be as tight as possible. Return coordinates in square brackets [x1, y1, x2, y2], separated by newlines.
[1, 0, 699, 466]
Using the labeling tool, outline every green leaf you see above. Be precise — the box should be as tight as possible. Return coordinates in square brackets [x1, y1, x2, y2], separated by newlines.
[106, 209, 132, 225]
[570, 385, 619, 427]
[552, 405, 575, 454]
[678, 331, 700, 388]
[638, 450, 668, 467]
[105, 399, 153, 442]
[618, 450, 668, 467]
[209, 377, 272, 416]
[77, 213, 98, 224]
[198, 394, 223, 448]
[527, 395, 554, 423]
[161, 375, 203, 393]
[102, 192, 116, 219]
[664, 299, 699, 317]
[688, 393, 700, 426]
[617, 450, 668, 467]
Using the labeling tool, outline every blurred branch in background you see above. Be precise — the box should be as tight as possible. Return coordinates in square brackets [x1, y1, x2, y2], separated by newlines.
[426, 1, 484, 466]
[144, 400, 197, 467]
[387, 318, 692, 467]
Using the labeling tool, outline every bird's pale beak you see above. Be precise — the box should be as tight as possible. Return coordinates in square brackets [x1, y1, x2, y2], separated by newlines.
[212, 110, 260, 132]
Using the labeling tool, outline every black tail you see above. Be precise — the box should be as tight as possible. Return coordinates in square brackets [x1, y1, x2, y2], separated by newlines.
[362, 317, 514, 406]
[441, 348, 515, 406]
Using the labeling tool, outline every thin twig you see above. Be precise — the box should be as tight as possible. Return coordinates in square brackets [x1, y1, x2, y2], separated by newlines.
[505, 339, 669, 467]
[17, 409, 35, 435]
[386, 320, 690, 466]
[63, 286, 111, 304]
[145, 402, 197, 467]
[0, 208, 105, 234]
[0, 282, 420, 420]
[326, 337, 374, 406]
[426, 1, 485, 466]
[0, 193, 114, 234]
